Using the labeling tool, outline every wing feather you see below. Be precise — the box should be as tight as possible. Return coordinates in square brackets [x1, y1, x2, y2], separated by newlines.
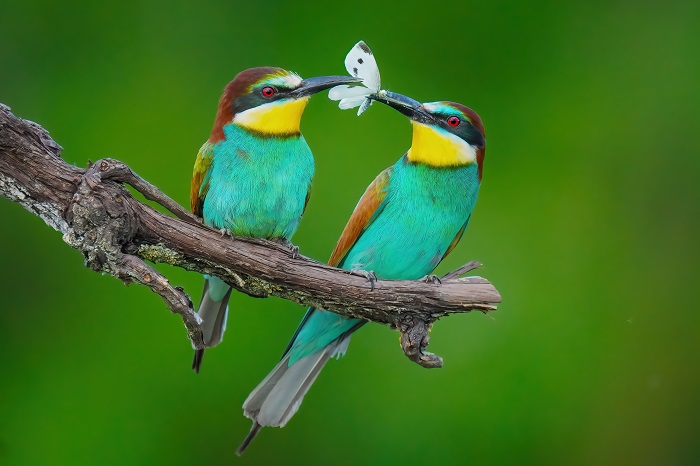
[441, 215, 470, 261]
[328, 166, 393, 267]
[280, 168, 390, 361]
[301, 183, 312, 216]
[190, 142, 215, 216]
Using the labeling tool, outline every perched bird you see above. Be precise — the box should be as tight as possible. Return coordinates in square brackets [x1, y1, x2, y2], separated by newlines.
[237, 91, 486, 454]
[190, 67, 360, 372]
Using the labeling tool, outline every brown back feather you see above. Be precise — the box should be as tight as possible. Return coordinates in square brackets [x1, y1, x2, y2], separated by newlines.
[328, 167, 393, 267]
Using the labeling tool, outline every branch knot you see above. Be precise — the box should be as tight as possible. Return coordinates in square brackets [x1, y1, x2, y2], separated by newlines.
[398, 315, 443, 369]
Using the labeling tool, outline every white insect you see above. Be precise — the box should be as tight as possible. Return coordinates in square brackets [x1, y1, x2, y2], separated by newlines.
[328, 40, 382, 115]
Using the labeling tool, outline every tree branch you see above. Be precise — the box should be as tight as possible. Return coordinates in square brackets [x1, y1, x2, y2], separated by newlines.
[0, 103, 501, 368]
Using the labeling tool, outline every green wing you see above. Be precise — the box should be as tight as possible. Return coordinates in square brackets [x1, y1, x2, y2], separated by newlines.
[190, 142, 214, 216]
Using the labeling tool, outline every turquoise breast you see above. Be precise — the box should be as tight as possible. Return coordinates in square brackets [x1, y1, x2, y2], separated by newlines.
[340, 155, 480, 279]
[288, 155, 480, 364]
[202, 124, 314, 239]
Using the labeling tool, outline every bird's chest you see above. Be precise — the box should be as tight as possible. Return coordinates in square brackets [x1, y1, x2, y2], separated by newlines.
[202, 135, 314, 238]
[344, 164, 479, 279]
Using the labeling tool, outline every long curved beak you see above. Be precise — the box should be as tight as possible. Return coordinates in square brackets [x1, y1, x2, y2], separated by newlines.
[292, 76, 362, 98]
[372, 91, 433, 124]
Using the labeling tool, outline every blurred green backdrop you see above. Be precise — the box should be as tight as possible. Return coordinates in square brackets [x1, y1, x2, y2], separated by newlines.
[2, 0, 699, 465]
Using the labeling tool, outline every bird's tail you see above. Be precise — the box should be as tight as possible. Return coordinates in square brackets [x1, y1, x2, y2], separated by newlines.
[235, 332, 354, 455]
[192, 276, 232, 373]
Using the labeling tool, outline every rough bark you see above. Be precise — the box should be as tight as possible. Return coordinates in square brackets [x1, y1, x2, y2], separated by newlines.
[0, 103, 501, 368]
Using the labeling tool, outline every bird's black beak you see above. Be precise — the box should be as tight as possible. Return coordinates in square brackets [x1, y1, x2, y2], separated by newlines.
[292, 76, 363, 98]
[372, 91, 433, 124]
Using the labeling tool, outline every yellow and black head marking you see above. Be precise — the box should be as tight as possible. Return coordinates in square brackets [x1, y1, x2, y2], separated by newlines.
[209, 67, 360, 140]
[374, 92, 485, 177]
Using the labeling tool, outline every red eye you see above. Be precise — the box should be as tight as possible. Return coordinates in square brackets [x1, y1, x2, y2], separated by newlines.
[447, 116, 460, 127]
[262, 87, 275, 97]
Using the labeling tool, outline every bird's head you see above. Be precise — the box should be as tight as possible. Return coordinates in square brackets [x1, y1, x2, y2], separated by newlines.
[373, 91, 485, 178]
[210, 67, 360, 141]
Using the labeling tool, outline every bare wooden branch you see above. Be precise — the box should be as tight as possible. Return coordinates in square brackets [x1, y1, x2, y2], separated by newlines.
[0, 103, 501, 366]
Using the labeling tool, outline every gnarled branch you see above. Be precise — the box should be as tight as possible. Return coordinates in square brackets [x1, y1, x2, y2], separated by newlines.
[0, 103, 501, 367]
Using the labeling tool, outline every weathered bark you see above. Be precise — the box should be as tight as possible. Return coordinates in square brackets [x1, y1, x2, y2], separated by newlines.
[0, 103, 501, 368]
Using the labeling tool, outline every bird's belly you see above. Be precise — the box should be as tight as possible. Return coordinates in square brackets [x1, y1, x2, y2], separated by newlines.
[342, 204, 467, 280]
[343, 238, 442, 280]
[203, 167, 310, 239]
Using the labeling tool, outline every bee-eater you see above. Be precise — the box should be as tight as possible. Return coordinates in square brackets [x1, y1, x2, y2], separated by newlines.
[237, 91, 486, 454]
[190, 67, 359, 372]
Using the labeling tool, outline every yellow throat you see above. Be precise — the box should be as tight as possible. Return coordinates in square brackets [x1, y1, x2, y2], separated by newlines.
[233, 97, 309, 136]
[407, 122, 477, 167]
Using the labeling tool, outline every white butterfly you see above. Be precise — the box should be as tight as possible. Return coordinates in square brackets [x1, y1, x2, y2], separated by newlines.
[328, 40, 381, 115]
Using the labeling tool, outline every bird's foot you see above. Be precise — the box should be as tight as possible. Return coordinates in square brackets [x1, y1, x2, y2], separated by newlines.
[219, 228, 232, 238]
[422, 274, 442, 285]
[275, 238, 299, 259]
[352, 269, 378, 291]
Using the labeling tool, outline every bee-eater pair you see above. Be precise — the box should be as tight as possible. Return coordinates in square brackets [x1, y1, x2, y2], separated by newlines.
[190, 67, 486, 455]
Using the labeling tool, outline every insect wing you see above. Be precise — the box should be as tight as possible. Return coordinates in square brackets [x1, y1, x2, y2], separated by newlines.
[328, 84, 373, 101]
[345, 40, 380, 91]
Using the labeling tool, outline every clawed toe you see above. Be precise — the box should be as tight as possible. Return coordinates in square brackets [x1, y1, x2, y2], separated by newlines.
[275, 238, 299, 259]
[289, 245, 299, 259]
[422, 274, 442, 285]
[358, 270, 378, 291]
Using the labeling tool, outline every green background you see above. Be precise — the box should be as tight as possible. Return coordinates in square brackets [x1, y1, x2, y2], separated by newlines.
[1, 0, 699, 465]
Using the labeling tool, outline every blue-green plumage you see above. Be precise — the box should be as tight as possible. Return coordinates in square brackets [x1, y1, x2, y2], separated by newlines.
[202, 124, 314, 238]
[192, 124, 313, 372]
[337, 158, 478, 278]
[238, 94, 487, 455]
[190, 66, 361, 373]
[289, 157, 479, 364]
